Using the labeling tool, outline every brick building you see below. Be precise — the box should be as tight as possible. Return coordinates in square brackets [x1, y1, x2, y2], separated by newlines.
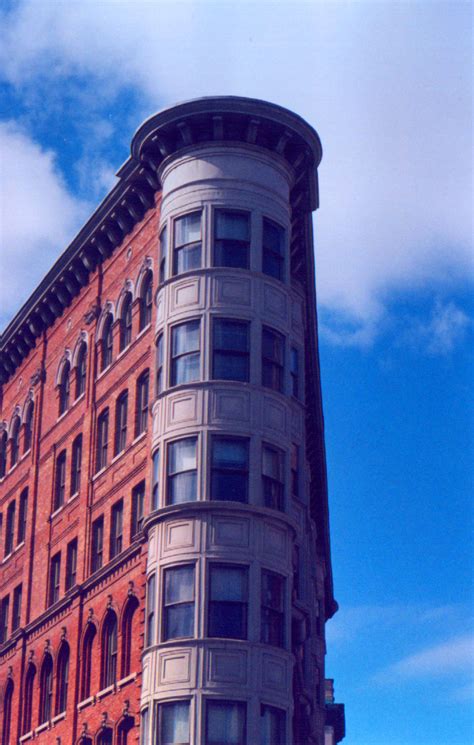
[0, 97, 344, 744]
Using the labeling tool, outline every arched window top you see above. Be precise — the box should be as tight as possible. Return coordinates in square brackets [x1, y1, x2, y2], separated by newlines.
[72, 332, 89, 367]
[55, 351, 72, 388]
[23, 400, 34, 454]
[96, 302, 115, 342]
[9, 412, 21, 440]
[100, 314, 114, 372]
[75, 341, 88, 399]
[97, 727, 113, 745]
[116, 281, 134, 317]
[9, 415, 21, 468]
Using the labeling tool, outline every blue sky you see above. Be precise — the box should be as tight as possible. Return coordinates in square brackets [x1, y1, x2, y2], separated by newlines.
[0, 2, 472, 743]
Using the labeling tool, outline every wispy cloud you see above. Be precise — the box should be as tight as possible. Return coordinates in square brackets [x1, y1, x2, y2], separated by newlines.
[398, 300, 473, 356]
[375, 633, 474, 681]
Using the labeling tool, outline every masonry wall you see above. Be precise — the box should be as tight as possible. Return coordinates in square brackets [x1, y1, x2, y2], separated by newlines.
[0, 197, 161, 744]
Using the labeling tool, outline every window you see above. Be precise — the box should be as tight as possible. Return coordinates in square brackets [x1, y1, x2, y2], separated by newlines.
[145, 573, 156, 647]
[208, 565, 248, 639]
[23, 402, 34, 453]
[135, 371, 149, 437]
[110, 499, 123, 559]
[158, 701, 190, 745]
[262, 217, 285, 281]
[120, 292, 133, 351]
[66, 538, 78, 590]
[39, 653, 53, 723]
[0, 596, 9, 643]
[91, 516, 104, 572]
[211, 437, 249, 503]
[10, 417, 20, 467]
[98, 729, 113, 745]
[49, 552, 61, 605]
[121, 597, 138, 677]
[70, 434, 82, 496]
[55, 642, 69, 714]
[76, 343, 87, 398]
[18, 487, 28, 544]
[0, 431, 7, 477]
[139, 271, 153, 330]
[5, 501, 15, 556]
[96, 408, 109, 471]
[167, 438, 197, 504]
[291, 444, 299, 500]
[262, 445, 285, 510]
[261, 570, 285, 647]
[260, 705, 285, 745]
[54, 450, 67, 511]
[173, 212, 201, 274]
[101, 610, 118, 688]
[212, 319, 250, 381]
[152, 450, 160, 510]
[206, 701, 246, 745]
[101, 314, 114, 371]
[163, 565, 195, 640]
[171, 321, 200, 386]
[59, 362, 70, 416]
[214, 209, 250, 268]
[131, 481, 145, 538]
[159, 226, 167, 284]
[81, 624, 96, 699]
[12, 584, 22, 631]
[290, 347, 299, 398]
[156, 334, 164, 394]
[118, 717, 134, 745]
[292, 545, 300, 601]
[262, 327, 284, 393]
[1, 680, 13, 745]
[114, 391, 128, 455]
[23, 664, 35, 734]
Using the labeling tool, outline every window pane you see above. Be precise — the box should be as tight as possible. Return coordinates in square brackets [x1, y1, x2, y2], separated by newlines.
[216, 211, 249, 241]
[173, 353, 200, 385]
[165, 604, 194, 639]
[169, 439, 197, 474]
[262, 572, 284, 611]
[152, 450, 160, 509]
[169, 471, 197, 504]
[213, 439, 248, 470]
[214, 353, 249, 382]
[175, 213, 201, 246]
[262, 329, 283, 364]
[214, 240, 249, 269]
[161, 702, 190, 744]
[263, 219, 284, 255]
[263, 447, 282, 480]
[261, 706, 285, 745]
[211, 566, 247, 601]
[172, 322, 200, 356]
[174, 244, 201, 274]
[165, 566, 194, 604]
[214, 320, 249, 352]
[207, 702, 245, 745]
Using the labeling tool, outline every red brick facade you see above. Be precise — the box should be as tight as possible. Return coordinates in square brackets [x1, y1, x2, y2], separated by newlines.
[0, 197, 161, 744]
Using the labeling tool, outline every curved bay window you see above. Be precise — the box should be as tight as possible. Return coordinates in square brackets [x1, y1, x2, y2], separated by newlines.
[139, 271, 153, 330]
[211, 437, 249, 503]
[208, 564, 248, 639]
[58, 361, 70, 416]
[23, 401, 34, 453]
[101, 314, 114, 371]
[81, 624, 96, 699]
[173, 212, 201, 274]
[1, 679, 13, 745]
[10, 416, 20, 467]
[262, 217, 285, 281]
[212, 318, 249, 382]
[163, 565, 195, 641]
[55, 642, 69, 715]
[171, 321, 200, 386]
[75, 342, 87, 398]
[119, 292, 133, 351]
[101, 611, 118, 689]
[39, 653, 53, 724]
[157, 701, 190, 745]
[206, 701, 246, 745]
[167, 437, 197, 504]
[214, 209, 250, 268]
[22, 663, 35, 734]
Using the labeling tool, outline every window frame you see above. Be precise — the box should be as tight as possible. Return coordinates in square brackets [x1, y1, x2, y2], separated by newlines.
[49, 551, 61, 606]
[5, 500, 16, 556]
[101, 314, 114, 371]
[119, 292, 133, 352]
[262, 216, 285, 282]
[17, 488, 28, 544]
[12, 583, 22, 632]
[170, 320, 201, 387]
[261, 569, 285, 648]
[23, 402, 34, 453]
[114, 390, 128, 456]
[260, 704, 286, 745]
[58, 362, 71, 416]
[173, 211, 202, 276]
[131, 481, 145, 538]
[10, 417, 21, 468]
[101, 611, 118, 689]
[39, 654, 53, 724]
[262, 443, 285, 511]
[145, 573, 156, 647]
[75, 343, 87, 399]
[139, 271, 153, 331]
[110, 499, 124, 559]
[210, 436, 249, 503]
[156, 333, 164, 395]
[71, 434, 83, 496]
[135, 371, 149, 437]
[54, 450, 67, 512]
[91, 515, 104, 573]
[162, 564, 195, 642]
[212, 317, 250, 382]
[156, 699, 191, 745]
[0, 595, 9, 643]
[213, 208, 250, 269]
[96, 408, 109, 472]
[65, 538, 78, 591]
[208, 563, 249, 640]
[205, 699, 247, 745]
[159, 225, 168, 284]
[152, 449, 160, 511]
[167, 437, 198, 505]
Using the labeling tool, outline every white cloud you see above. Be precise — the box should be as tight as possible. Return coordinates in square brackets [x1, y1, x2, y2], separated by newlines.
[399, 300, 472, 355]
[376, 633, 474, 681]
[0, 122, 88, 327]
[0, 1, 472, 342]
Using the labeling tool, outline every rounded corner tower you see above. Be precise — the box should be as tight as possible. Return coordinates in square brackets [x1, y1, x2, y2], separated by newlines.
[138, 96, 337, 745]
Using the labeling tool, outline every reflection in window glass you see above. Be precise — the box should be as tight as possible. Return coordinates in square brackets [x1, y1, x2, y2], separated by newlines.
[171, 322, 200, 385]
[211, 438, 249, 503]
[174, 212, 201, 274]
[159, 701, 190, 745]
[163, 565, 195, 640]
[214, 210, 250, 268]
[209, 565, 248, 639]
[262, 328, 284, 393]
[206, 701, 246, 745]
[167, 438, 197, 504]
[261, 570, 285, 647]
[262, 218, 285, 281]
[212, 319, 249, 382]
[262, 445, 284, 510]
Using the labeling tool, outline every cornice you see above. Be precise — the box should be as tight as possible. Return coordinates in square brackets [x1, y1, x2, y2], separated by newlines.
[0, 96, 321, 384]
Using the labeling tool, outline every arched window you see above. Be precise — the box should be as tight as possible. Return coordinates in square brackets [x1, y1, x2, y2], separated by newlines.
[0, 431, 7, 478]
[117, 716, 134, 745]
[59, 361, 71, 416]
[23, 401, 34, 453]
[1, 679, 13, 745]
[17, 488, 28, 544]
[81, 624, 96, 700]
[97, 728, 113, 745]
[10, 416, 20, 467]
[121, 597, 139, 678]
[114, 391, 128, 455]
[101, 314, 114, 371]
[5, 500, 16, 556]
[22, 663, 35, 734]
[101, 611, 118, 689]
[75, 343, 87, 399]
[119, 293, 133, 352]
[135, 371, 149, 437]
[139, 272, 153, 331]
[55, 642, 70, 715]
[39, 653, 53, 724]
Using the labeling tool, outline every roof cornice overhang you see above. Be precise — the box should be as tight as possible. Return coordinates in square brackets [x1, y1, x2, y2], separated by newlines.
[0, 96, 322, 385]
